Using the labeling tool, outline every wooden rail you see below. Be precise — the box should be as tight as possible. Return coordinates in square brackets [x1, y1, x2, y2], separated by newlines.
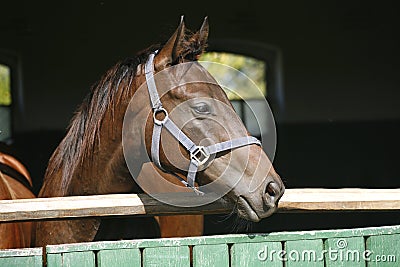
[0, 188, 399, 222]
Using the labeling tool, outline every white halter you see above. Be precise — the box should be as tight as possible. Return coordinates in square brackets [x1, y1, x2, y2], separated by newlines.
[145, 52, 261, 195]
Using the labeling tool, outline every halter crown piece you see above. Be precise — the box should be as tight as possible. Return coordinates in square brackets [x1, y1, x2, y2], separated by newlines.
[144, 52, 262, 195]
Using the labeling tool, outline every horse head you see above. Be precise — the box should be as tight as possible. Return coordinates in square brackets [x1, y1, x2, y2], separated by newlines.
[131, 17, 285, 222]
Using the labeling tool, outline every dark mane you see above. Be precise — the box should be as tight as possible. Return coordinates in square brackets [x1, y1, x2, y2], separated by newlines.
[44, 45, 161, 194]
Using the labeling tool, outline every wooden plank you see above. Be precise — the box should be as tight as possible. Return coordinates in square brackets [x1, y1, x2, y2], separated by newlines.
[46, 253, 62, 267]
[278, 188, 400, 212]
[0, 193, 232, 222]
[0, 256, 42, 267]
[365, 234, 400, 267]
[143, 246, 190, 267]
[324, 237, 365, 267]
[61, 251, 95, 267]
[97, 248, 141, 267]
[0, 247, 43, 257]
[0, 189, 400, 222]
[193, 244, 229, 267]
[0, 247, 43, 267]
[231, 242, 283, 267]
[285, 239, 324, 267]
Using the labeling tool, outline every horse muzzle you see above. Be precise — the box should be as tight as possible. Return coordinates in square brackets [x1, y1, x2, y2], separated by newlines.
[236, 176, 285, 222]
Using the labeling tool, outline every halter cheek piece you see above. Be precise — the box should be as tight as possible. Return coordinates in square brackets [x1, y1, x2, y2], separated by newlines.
[145, 52, 261, 195]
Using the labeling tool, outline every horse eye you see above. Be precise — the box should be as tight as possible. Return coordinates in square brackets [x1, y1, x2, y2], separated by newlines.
[193, 103, 211, 114]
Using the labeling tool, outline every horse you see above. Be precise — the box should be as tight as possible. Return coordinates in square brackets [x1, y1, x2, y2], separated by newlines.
[0, 148, 36, 249]
[35, 17, 285, 246]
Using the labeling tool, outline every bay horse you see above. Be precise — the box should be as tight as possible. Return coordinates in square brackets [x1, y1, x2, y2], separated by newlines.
[0, 149, 35, 249]
[36, 17, 285, 246]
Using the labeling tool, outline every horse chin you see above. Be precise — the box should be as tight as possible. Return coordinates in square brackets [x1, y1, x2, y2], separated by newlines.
[235, 196, 277, 223]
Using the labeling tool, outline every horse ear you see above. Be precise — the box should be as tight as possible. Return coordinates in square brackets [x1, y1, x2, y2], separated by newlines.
[154, 16, 186, 70]
[198, 17, 209, 49]
[186, 16, 209, 60]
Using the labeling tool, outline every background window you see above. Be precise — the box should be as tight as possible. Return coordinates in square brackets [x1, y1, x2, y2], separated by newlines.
[0, 63, 12, 142]
[200, 52, 267, 100]
[200, 52, 268, 137]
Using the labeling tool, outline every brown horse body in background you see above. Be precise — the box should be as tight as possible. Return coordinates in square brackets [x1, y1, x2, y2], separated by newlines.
[36, 18, 284, 246]
[0, 152, 35, 249]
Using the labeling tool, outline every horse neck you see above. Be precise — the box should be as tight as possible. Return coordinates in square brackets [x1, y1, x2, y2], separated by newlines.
[68, 73, 148, 196]
[0, 158, 35, 200]
[0, 172, 14, 200]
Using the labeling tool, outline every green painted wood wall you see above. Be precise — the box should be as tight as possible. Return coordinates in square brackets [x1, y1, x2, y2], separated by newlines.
[1, 225, 399, 266]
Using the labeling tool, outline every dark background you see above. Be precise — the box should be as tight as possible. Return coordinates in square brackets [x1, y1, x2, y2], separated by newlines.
[1, 1, 399, 234]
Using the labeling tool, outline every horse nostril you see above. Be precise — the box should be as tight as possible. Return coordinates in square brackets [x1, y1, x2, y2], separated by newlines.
[263, 180, 284, 208]
[265, 182, 277, 197]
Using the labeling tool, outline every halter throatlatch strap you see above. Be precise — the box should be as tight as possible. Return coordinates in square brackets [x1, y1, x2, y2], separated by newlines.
[144, 52, 261, 195]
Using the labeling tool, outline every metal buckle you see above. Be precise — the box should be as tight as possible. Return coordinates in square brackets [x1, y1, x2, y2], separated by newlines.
[191, 146, 209, 166]
[153, 107, 168, 126]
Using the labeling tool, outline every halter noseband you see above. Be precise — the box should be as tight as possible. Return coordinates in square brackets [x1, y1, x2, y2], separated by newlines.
[144, 52, 261, 195]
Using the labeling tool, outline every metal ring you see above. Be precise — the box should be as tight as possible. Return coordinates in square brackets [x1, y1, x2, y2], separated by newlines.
[191, 146, 210, 166]
[153, 108, 169, 126]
